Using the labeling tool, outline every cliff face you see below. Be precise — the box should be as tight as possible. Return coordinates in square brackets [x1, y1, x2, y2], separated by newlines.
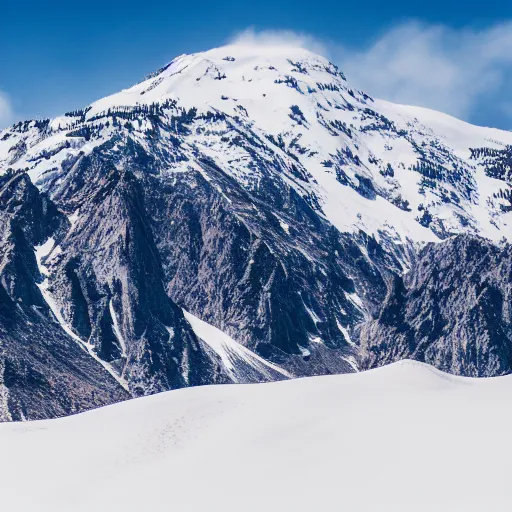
[360, 236, 512, 377]
[0, 172, 128, 421]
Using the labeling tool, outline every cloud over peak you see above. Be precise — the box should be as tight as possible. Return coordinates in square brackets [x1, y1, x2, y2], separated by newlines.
[228, 28, 329, 57]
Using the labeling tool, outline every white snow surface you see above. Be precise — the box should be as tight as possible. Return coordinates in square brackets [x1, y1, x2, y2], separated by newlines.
[1, 360, 511, 511]
[184, 309, 291, 380]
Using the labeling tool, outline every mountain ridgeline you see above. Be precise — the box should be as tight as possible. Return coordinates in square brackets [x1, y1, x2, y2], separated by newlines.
[0, 44, 511, 420]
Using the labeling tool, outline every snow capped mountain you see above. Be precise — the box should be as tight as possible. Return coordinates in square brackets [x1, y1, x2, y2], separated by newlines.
[3, 44, 511, 243]
[0, 44, 511, 419]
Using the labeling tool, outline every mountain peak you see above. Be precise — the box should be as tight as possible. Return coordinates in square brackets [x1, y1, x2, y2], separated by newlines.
[2, 43, 511, 245]
[81, 44, 346, 121]
[1, 43, 512, 420]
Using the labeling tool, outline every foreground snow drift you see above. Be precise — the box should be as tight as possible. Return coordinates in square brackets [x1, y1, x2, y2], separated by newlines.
[1, 360, 511, 511]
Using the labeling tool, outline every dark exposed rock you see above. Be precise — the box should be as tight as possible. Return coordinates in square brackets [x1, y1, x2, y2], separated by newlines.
[0, 172, 128, 421]
[360, 236, 512, 377]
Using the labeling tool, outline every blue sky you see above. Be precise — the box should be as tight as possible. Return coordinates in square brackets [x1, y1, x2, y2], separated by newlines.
[1, 0, 512, 129]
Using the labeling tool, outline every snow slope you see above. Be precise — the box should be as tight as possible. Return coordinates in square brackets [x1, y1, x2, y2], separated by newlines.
[2, 44, 511, 244]
[1, 360, 511, 511]
[184, 309, 292, 381]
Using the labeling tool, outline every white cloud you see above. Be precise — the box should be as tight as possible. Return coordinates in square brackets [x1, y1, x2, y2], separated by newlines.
[340, 21, 512, 121]
[0, 91, 14, 129]
[228, 28, 329, 57]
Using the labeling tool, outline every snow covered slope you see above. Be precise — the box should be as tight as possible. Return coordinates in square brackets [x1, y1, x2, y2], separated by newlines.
[184, 309, 292, 382]
[1, 44, 511, 243]
[1, 360, 511, 511]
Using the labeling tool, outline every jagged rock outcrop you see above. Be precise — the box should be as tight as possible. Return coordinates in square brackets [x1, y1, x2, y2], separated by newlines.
[42, 153, 226, 396]
[0, 172, 128, 420]
[360, 235, 512, 376]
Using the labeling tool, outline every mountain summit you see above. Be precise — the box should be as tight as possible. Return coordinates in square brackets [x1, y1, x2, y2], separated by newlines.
[0, 45, 511, 420]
